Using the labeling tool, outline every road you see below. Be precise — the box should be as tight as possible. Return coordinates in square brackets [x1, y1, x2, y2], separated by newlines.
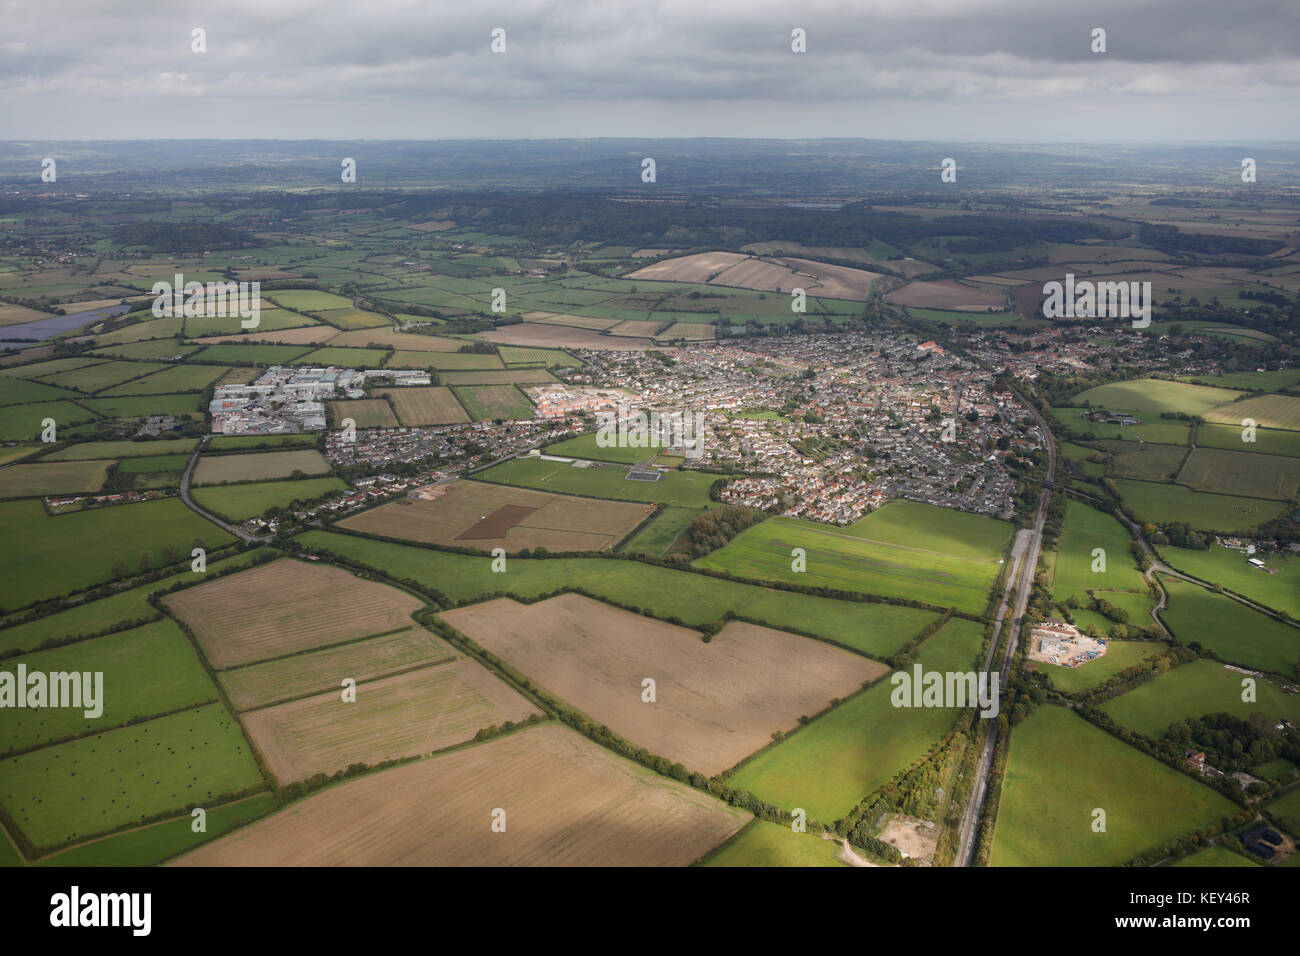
[953, 396, 1056, 866]
[178, 435, 272, 544]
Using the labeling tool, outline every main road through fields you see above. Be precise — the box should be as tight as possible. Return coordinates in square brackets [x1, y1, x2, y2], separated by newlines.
[953, 397, 1056, 867]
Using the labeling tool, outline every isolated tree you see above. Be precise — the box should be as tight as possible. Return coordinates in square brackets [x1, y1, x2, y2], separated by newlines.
[139, 551, 153, 573]
[111, 556, 131, 579]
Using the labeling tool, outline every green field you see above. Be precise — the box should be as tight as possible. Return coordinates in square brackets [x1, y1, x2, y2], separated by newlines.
[698, 820, 846, 867]
[79, 394, 203, 419]
[1101, 659, 1300, 737]
[475, 457, 723, 509]
[206, 434, 319, 451]
[1108, 441, 1188, 482]
[0, 619, 218, 754]
[1051, 500, 1147, 603]
[0, 401, 100, 440]
[1178, 369, 1300, 392]
[1177, 447, 1300, 500]
[725, 617, 985, 821]
[990, 705, 1238, 866]
[0, 548, 276, 657]
[34, 794, 275, 867]
[116, 454, 190, 473]
[38, 361, 164, 394]
[188, 344, 314, 365]
[1266, 787, 1300, 833]
[298, 530, 937, 659]
[1072, 378, 1245, 417]
[265, 289, 354, 311]
[1170, 845, 1259, 868]
[0, 498, 235, 612]
[0, 460, 109, 498]
[1197, 422, 1300, 457]
[191, 477, 347, 521]
[620, 506, 700, 557]
[98, 363, 229, 396]
[452, 384, 534, 420]
[1158, 544, 1300, 619]
[1113, 479, 1288, 532]
[1159, 576, 1300, 676]
[1038, 640, 1170, 694]
[695, 502, 1010, 614]
[292, 347, 390, 369]
[43, 438, 198, 460]
[1, 703, 263, 849]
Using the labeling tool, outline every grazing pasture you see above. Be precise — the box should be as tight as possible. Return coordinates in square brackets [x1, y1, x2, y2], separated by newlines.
[1, 704, 262, 849]
[990, 705, 1238, 866]
[0, 460, 109, 498]
[696, 510, 1008, 614]
[1102, 659, 1300, 736]
[191, 477, 347, 521]
[0, 498, 233, 612]
[1112, 479, 1287, 532]
[1177, 447, 1300, 500]
[1158, 576, 1300, 676]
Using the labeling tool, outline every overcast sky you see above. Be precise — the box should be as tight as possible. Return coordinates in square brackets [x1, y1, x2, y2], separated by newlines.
[3, 0, 1298, 141]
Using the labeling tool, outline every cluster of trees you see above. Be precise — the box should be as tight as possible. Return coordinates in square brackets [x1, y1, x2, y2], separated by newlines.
[677, 505, 761, 558]
[1165, 712, 1300, 779]
[111, 221, 254, 252]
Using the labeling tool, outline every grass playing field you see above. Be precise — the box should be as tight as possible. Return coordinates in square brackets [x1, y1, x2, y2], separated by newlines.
[990, 705, 1238, 866]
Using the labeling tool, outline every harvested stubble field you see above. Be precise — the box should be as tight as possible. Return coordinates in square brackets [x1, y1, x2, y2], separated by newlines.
[340, 479, 652, 552]
[1205, 394, 1300, 432]
[439, 593, 886, 775]
[373, 386, 469, 425]
[172, 724, 749, 866]
[328, 398, 398, 429]
[478, 323, 655, 350]
[191, 449, 331, 484]
[161, 559, 426, 669]
[884, 279, 1007, 310]
[219, 628, 456, 710]
[241, 659, 540, 782]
